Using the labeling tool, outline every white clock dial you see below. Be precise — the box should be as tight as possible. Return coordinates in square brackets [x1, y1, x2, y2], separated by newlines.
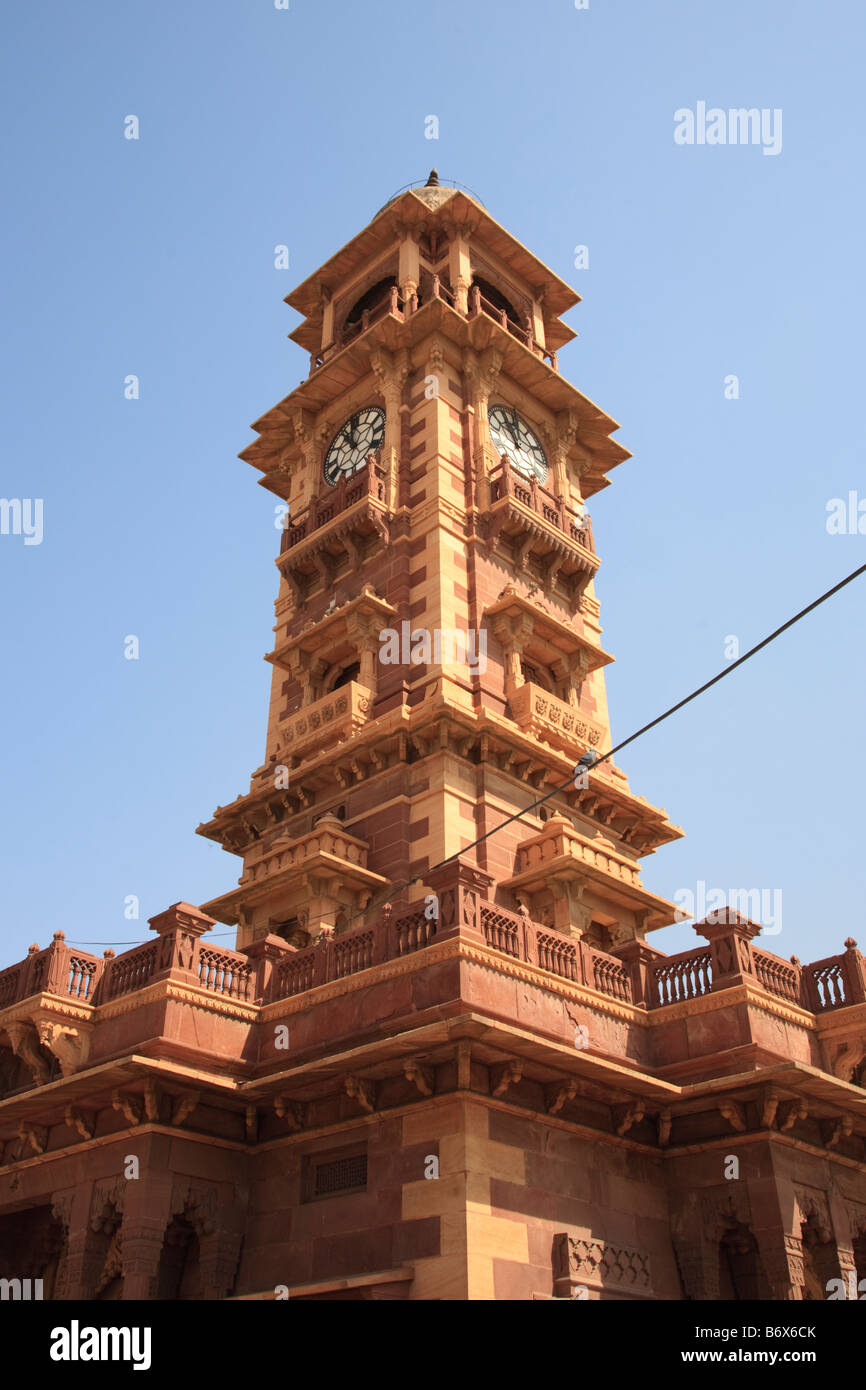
[323, 407, 385, 486]
[488, 405, 549, 485]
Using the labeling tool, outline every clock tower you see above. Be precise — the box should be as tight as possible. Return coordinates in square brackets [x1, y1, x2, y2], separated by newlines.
[198, 171, 683, 956]
[3, 174, 866, 1307]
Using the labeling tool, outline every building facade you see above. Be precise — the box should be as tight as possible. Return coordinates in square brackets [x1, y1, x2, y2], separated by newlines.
[2, 175, 866, 1301]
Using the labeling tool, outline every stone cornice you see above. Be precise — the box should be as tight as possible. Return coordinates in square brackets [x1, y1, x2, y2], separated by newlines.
[645, 983, 817, 1030]
[95, 977, 259, 1024]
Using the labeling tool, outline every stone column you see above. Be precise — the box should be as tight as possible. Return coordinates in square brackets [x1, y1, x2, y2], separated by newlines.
[370, 345, 410, 513]
[696, 909, 762, 991]
[120, 1168, 174, 1300]
[424, 857, 492, 943]
[748, 1175, 805, 1300]
[462, 345, 503, 510]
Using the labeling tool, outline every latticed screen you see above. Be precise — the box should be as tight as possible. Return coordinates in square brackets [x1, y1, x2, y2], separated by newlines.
[313, 1153, 368, 1197]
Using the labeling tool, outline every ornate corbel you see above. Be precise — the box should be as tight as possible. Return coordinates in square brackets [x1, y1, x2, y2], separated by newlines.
[823, 1116, 853, 1150]
[719, 1100, 747, 1133]
[491, 1059, 523, 1098]
[614, 1100, 645, 1137]
[65, 1105, 95, 1141]
[274, 1096, 306, 1131]
[779, 1099, 808, 1131]
[17, 1123, 48, 1155]
[403, 1061, 434, 1096]
[344, 1075, 376, 1114]
[761, 1090, 781, 1129]
[657, 1109, 673, 1147]
[36, 1021, 90, 1077]
[546, 1079, 578, 1116]
[111, 1090, 142, 1127]
[171, 1091, 200, 1127]
[5, 1020, 51, 1086]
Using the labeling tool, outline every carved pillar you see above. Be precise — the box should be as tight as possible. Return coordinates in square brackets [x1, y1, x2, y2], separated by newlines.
[748, 1175, 805, 1300]
[696, 910, 762, 991]
[120, 1170, 174, 1300]
[491, 612, 533, 700]
[446, 224, 472, 315]
[424, 857, 492, 942]
[320, 285, 334, 351]
[614, 939, 666, 1008]
[397, 226, 420, 308]
[289, 407, 320, 517]
[370, 345, 410, 513]
[462, 345, 503, 510]
[148, 900, 215, 979]
[346, 611, 380, 698]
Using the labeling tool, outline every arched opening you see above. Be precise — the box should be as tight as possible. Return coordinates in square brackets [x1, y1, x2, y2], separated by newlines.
[0, 1206, 66, 1298]
[520, 659, 551, 691]
[470, 275, 520, 328]
[331, 661, 360, 691]
[157, 1215, 201, 1300]
[344, 276, 400, 330]
[801, 1214, 840, 1299]
[717, 1223, 772, 1299]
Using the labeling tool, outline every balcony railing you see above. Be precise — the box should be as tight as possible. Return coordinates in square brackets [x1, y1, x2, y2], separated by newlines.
[310, 285, 405, 372]
[488, 460, 595, 553]
[279, 456, 386, 557]
[1, 909, 864, 1061]
[308, 279, 559, 375]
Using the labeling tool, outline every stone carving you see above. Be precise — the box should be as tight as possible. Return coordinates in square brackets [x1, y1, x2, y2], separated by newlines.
[171, 1091, 200, 1127]
[614, 1100, 645, 1137]
[65, 1105, 95, 1140]
[5, 1020, 51, 1085]
[17, 1123, 48, 1154]
[111, 1090, 142, 1126]
[36, 1022, 90, 1076]
[344, 1075, 376, 1113]
[553, 1232, 651, 1293]
[719, 1100, 747, 1132]
[274, 1096, 306, 1130]
[491, 1059, 523, 1098]
[547, 1079, 578, 1116]
[403, 1061, 434, 1096]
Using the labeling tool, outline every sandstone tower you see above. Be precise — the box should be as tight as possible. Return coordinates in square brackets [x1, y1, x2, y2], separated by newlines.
[2, 176, 866, 1302]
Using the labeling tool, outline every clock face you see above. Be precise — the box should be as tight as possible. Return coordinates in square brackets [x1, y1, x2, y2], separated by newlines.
[323, 406, 386, 486]
[488, 405, 549, 485]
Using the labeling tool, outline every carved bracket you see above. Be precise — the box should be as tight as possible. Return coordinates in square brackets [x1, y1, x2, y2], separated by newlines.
[274, 1096, 307, 1131]
[403, 1061, 434, 1097]
[111, 1090, 142, 1127]
[17, 1123, 48, 1155]
[491, 1059, 523, 1099]
[614, 1100, 645, 1137]
[344, 1075, 376, 1114]
[546, 1079, 578, 1116]
[65, 1105, 95, 1141]
[719, 1100, 747, 1133]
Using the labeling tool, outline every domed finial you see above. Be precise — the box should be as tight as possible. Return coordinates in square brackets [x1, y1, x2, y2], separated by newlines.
[426, 169, 440, 186]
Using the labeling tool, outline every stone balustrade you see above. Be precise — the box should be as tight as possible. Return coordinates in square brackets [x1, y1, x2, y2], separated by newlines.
[240, 814, 371, 888]
[513, 816, 642, 889]
[509, 682, 607, 759]
[1, 898, 864, 1081]
[274, 681, 373, 764]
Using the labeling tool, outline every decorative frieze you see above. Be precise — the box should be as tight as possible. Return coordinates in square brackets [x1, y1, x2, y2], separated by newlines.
[552, 1232, 652, 1297]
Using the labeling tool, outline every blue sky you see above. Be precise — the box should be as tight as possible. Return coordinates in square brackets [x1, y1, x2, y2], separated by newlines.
[1, 0, 864, 969]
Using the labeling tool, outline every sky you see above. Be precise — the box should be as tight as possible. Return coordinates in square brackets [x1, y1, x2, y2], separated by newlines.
[1, 0, 864, 972]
